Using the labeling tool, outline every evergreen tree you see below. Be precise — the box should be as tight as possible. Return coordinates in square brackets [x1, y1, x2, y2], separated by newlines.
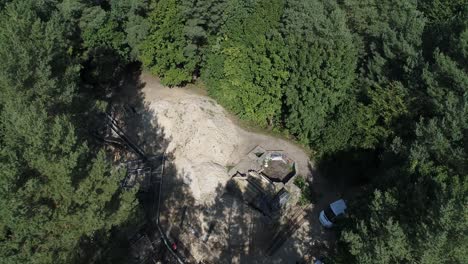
[342, 95, 468, 263]
[418, 0, 467, 56]
[109, 0, 150, 59]
[0, 1, 137, 263]
[318, 82, 408, 154]
[180, 0, 228, 69]
[341, 0, 426, 86]
[1, 0, 467, 263]
[339, 14, 468, 263]
[281, 0, 357, 145]
[342, 191, 413, 264]
[139, 0, 196, 86]
[203, 0, 287, 126]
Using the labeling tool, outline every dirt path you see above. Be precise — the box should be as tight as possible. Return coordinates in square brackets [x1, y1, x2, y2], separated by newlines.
[141, 72, 313, 204]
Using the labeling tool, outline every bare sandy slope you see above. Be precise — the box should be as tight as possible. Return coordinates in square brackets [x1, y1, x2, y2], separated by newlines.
[141, 72, 313, 204]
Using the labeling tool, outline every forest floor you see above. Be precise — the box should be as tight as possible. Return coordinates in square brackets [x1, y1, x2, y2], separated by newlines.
[138, 72, 340, 263]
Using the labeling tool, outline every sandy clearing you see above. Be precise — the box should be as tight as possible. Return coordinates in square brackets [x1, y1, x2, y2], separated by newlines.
[139, 73, 339, 263]
[140, 72, 313, 204]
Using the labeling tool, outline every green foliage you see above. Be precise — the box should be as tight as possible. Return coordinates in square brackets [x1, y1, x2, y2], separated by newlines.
[180, 0, 228, 61]
[0, 0, 467, 263]
[342, 191, 413, 264]
[317, 81, 409, 155]
[312, 0, 426, 156]
[80, 6, 128, 58]
[75, 0, 149, 61]
[281, 0, 357, 145]
[417, 0, 467, 60]
[423, 51, 468, 113]
[418, 0, 467, 24]
[60, 0, 150, 84]
[293, 175, 306, 189]
[342, 110, 468, 263]
[0, 1, 138, 263]
[342, 0, 426, 84]
[203, 0, 287, 126]
[336, 5, 468, 261]
[140, 0, 195, 86]
[0, 1, 77, 108]
[405, 94, 468, 263]
[294, 176, 313, 205]
[110, 0, 150, 59]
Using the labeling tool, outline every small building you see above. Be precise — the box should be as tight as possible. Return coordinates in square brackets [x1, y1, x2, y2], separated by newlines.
[227, 146, 298, 217]
[228, 146, 296, 184]
[262, 152, 296, 183]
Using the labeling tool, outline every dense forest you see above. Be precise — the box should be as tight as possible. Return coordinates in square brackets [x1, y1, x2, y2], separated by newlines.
[0, 0, 466, 263]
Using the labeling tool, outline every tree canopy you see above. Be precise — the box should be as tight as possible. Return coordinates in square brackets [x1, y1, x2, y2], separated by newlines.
[138, 1, 467, 263]
[1, 0, 467, 263]
[0, 1, 138, 263]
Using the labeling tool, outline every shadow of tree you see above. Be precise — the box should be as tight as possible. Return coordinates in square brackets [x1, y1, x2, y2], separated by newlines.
[299, 148, 383, 263]
[71, 62, 176, 264]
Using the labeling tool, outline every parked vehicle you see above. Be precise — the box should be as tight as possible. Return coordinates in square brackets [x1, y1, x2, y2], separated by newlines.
[319, 199, 347, 228]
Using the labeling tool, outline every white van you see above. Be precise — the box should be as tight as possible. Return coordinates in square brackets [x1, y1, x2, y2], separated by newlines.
[319, 199, 347, 228]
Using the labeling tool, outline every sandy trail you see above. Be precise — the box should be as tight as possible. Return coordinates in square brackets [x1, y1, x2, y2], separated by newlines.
[141, 72, 313, 204]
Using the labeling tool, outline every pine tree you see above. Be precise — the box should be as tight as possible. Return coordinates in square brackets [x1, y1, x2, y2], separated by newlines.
[341, 0, 426, 85]
[342, 191, 413, 264]
[338, 14, 468, 262]
[0, 1, 138, 263]
[281, 0, 357, 145]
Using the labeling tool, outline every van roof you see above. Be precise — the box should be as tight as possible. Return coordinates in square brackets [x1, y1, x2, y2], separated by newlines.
[330, 199, 347, 215]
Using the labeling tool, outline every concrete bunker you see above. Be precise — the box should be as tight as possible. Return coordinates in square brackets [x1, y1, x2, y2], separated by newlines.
[227, 146, 299, 218]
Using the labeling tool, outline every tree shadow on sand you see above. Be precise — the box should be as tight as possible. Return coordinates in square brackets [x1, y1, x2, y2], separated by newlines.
[71, 63, 176, 264]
